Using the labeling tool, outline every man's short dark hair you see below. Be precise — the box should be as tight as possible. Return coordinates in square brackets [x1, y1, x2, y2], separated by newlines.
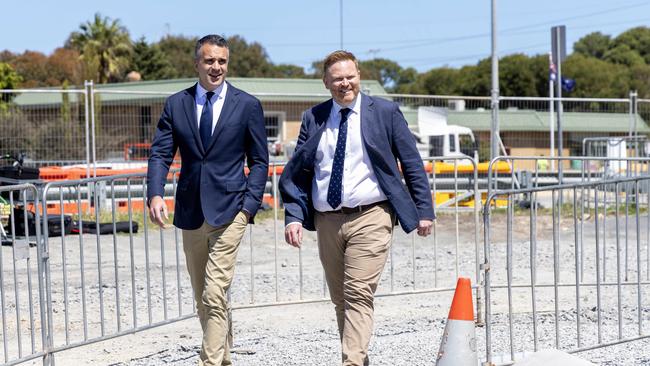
[195, 34, 228, 60]
[323, 50, 359, 75]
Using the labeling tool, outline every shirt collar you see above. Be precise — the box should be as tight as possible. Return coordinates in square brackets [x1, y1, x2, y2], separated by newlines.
[332, 93, 361, 117]
[196, 81, 227, 102]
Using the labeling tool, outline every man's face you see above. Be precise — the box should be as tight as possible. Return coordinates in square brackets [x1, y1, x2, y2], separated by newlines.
[323, 59, 360, 106]
[195, 44, 229, 91]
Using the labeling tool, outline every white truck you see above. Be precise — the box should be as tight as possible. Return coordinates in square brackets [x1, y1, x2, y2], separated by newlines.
[413, 106, 477, 159]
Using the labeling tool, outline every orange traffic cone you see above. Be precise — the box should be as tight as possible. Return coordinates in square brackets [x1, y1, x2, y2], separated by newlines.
[435, 277, 477, 366]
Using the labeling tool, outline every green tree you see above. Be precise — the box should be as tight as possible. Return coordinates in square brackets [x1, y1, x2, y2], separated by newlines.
[563, 53, 630, 98]
[456, 59, 491, 96]
[611, 26, 650, 64]
[528, 54, 554, 97]
[358, 58, 404, 91]
[574, 32, 611, 59]
[603, 44, 645, 66]
[394, 67, 418, 93]
[401, 67, 460, 95]
[271, 64, 306, 78]
[132, 37, 176, 80]
[309, 59, 325, 79]
[68, 13, 132, 83]
[0, 63, 21, 90]
[499, 54, 538, 96]
[0, 63, 22, 107]
[226, 35, 274, 77]
[629, 63, 650, 99]
[157, 34, 197, 78]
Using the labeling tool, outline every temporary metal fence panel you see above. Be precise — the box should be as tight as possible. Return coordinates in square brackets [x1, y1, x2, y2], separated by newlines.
[25, 156, 483, 363]
[0, 184, 47, 366]
[2, 87, 648, 168]
[483, 170, 650, 365]
[39, 172, 196, 360]
[379, 94, 644, 163]
[0, 89, 90, 168]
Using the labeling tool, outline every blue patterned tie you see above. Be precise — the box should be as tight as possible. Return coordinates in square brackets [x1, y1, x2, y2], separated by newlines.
[327, 108, 352, 209]
[199, 91, 215, 149]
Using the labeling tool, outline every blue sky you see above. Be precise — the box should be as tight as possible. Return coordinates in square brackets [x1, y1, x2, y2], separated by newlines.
[3, 0, 650, 72]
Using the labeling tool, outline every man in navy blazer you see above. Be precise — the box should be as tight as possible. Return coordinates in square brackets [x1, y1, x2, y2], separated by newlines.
[147, 34, 268, 366]
[279, 51, 434, 365]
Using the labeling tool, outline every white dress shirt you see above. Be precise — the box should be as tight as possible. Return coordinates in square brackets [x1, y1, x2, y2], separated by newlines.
[312, 95, 387, 212]
[195, 82, 228, 134]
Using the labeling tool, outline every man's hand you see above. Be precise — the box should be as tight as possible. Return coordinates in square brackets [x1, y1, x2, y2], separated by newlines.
[148, 196, 169, 228]
[416, 219, 433, 237]
[284, 222, 303, 248]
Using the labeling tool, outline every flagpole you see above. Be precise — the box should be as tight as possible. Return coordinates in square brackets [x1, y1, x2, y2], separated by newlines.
[549, 53, 555, 170]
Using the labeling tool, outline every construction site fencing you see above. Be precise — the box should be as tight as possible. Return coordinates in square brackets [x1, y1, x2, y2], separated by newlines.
[5, 153, 650, 364]
[1, 85, 649, 168]
[0, 154, 483, 365]
[0, 88, 90, 168]
[0, 184, 47, 366]
[483, 158, 650, 364]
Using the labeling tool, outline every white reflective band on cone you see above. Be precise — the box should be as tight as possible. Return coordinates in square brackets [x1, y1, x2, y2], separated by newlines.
[436, 319, 477, 366]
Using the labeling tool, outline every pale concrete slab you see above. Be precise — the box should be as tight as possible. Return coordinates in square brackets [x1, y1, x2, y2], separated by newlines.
[514, 349, 595, 366]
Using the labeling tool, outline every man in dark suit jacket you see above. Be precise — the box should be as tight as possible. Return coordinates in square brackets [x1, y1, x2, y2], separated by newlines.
[147, 34, 268, 366]
[279, 50, 434, 365]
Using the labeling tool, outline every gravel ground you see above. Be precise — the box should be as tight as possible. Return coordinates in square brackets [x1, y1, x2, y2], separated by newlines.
[4, 208, 650, 365]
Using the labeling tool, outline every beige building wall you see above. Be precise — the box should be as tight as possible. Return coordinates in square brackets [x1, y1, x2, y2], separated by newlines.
[508, 147, 571, 170]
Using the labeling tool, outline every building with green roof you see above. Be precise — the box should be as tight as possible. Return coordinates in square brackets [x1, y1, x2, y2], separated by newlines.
[6, 77, 648, 163]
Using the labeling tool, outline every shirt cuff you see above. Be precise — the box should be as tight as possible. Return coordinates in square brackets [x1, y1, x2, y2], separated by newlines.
[285, 222, 302, 229]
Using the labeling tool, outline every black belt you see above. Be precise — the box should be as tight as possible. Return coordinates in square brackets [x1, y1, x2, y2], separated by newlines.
[328, 200, 387, 214]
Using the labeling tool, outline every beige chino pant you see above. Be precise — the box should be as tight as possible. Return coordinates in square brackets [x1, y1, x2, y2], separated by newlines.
[182, 211, 248, 366]
[315, 203, 394, 366]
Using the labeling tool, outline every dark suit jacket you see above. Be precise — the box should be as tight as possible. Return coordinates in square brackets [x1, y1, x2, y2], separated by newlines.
[147, 82, 269, 230]
[279, 93, 434, 233]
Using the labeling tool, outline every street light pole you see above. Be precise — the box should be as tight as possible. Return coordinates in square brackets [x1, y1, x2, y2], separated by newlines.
[490, 0, 500, 160]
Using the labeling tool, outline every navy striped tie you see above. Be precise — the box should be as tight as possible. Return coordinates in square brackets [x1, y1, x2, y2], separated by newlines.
[326, 108, 352, 209]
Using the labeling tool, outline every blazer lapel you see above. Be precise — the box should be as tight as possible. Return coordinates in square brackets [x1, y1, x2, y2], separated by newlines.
[205, 82, 239, 154]
[301, 99, 332, 163]
[182, 84, 205, 154]
[360, 93, 376, 150]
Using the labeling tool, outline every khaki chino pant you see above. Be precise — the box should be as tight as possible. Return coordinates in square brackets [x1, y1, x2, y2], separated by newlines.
[315, 203, 394, 366]
[182, 211, 248, 366]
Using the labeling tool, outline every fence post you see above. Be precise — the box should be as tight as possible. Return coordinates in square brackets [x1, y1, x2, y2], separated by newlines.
[36, 186, 54, 366]
[89, 81, 97, 179]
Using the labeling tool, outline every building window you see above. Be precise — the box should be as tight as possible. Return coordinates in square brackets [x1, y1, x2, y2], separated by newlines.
[264, 112, 285, 141]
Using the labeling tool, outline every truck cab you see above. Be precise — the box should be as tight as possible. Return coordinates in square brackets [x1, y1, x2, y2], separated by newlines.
[414, 106, 477, 159]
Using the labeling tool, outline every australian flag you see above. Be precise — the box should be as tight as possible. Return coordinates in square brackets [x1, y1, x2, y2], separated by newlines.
[549, 53, 557, 82]
[562, 78, 576, 92]
[549, 53, 575, 92]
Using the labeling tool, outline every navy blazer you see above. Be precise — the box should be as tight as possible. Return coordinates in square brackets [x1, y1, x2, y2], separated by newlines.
[279, 94, 434, 233]
[147, 82, 269, 230]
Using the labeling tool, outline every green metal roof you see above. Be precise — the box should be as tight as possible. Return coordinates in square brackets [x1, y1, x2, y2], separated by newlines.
[401, 107, 650, 133]
[12, 77, 387, 105]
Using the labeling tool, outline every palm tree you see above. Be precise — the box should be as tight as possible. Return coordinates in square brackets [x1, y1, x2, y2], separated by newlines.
[68, 13, 132, 83]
